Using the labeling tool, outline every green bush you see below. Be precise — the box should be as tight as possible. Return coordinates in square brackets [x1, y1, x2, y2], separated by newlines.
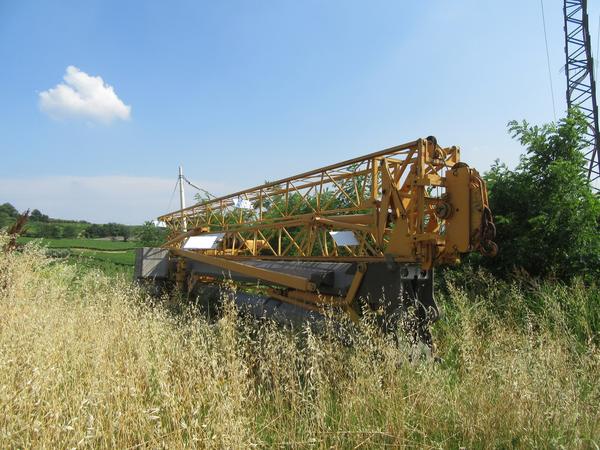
[137, 221, 168, 247]
[482, 111, 600, 281]
[44, 248, 72, 258]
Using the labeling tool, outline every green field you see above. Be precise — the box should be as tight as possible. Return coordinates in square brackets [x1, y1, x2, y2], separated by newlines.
[18, 237, 138, 250]
[71, 248, 136, 265]
[68, 253, 135, 277]
[18, 237, 138, 276]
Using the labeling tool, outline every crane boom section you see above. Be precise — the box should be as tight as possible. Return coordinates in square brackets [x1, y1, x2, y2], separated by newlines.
[159, 138, 495, 270]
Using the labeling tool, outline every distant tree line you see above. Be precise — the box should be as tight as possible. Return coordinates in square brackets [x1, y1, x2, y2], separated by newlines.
[84, 223, 132, 241]
[35, 223, 81, 239]
[0, 204, 134, 241]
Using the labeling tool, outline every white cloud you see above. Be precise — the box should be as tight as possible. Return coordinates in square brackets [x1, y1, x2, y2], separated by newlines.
[39, 66, 131, 123]
[0, 176, 228, 224]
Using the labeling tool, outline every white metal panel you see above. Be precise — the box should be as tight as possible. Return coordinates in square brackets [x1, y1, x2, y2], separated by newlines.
[329, 231, 359, 246]
[183, 233, 225, 250]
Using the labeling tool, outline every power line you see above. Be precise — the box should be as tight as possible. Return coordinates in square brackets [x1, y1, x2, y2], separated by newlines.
[167, 177, 180, 211]
[182, 175, 216, 200]
[540, 0, 558, 121]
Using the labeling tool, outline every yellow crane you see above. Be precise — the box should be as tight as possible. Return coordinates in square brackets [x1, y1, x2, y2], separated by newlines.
[136, 136, 496, 347]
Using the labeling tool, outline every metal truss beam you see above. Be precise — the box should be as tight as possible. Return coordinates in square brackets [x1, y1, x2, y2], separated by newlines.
[564, 0, 600, 187]
[159, 138, 496, 270]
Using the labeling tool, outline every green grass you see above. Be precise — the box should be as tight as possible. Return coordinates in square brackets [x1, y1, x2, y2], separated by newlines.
[71, 248, 135, 265]
[18, 237, 138, 277]
[66, 254, 134, 277]
[18, 237, 138, 250]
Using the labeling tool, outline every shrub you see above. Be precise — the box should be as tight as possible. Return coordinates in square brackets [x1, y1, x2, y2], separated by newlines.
[483, 111, 600, 281]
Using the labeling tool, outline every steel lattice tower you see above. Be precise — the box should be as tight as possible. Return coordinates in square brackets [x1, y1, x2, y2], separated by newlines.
[564, 0, 600, 188]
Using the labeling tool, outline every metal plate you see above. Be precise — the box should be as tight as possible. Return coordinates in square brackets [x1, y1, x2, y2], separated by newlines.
[183, 233, 225, 249]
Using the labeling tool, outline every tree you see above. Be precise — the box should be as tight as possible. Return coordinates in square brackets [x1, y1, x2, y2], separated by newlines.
[121, 226, 131, 242]
[106, 223, 120, 237]
[0, 212, 12, 229]
[41, 223, 63, 239]
[482, 110, 600, 280]
[30, 209, 49, 222]
[62, 224, 79, 239]
[138, 221, 167, 247]
[84, 224, 105, 238]
[0, 203, 18, 217]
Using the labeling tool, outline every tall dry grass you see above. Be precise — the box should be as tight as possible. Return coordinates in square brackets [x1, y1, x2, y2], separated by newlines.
[1, 241, 599, 448]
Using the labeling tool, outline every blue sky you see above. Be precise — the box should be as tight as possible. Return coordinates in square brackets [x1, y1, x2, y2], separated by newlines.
[1, 0, 597, 224]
